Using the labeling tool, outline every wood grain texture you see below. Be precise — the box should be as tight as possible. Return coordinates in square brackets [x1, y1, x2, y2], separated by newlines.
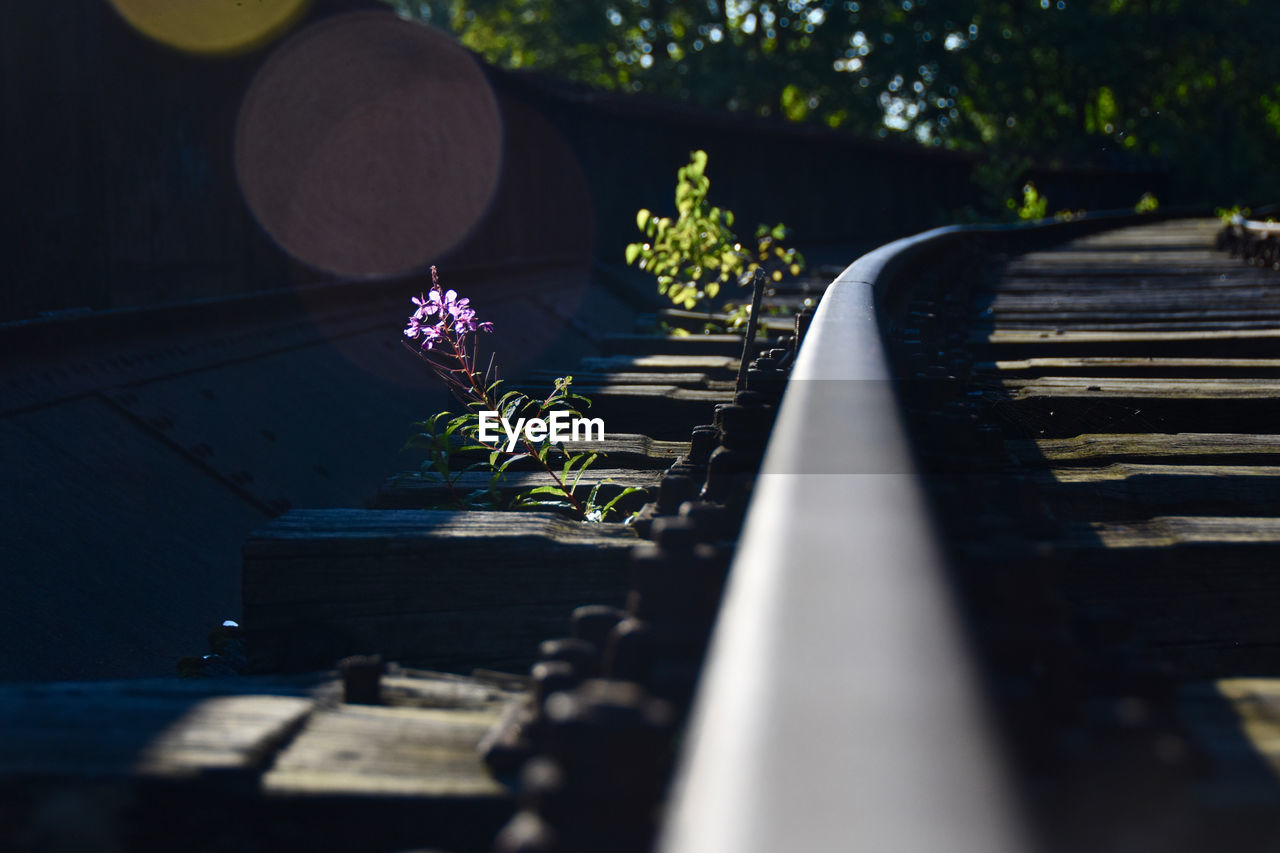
[953, 221, 1280, 680]
[600, 333, 775, 357]
[1072, 515, 1280, 548]
[578, 354, 740, 376]
[986, 357, 1280, 378]
[971, 328, 1280, 360]
[989, 391, 1280, 438]
[243, 510, 637, 672]
[550, 384, 731, 439]
[375, 468, 661, 510]
[1179, 679, 1280, 804]
[436, 433, 690, 472]
[972, 464, 1280, 519]
[525, 369, 734, 390]
[653, 308, 795, 333]
[1009, 433, 1280, 466]
[264, 670, 518, 798]
[0, 678, 315, 781]
[1005, 377, 1280, 399]
[264, 704, 506, 797]
[0, 669, 519, 851]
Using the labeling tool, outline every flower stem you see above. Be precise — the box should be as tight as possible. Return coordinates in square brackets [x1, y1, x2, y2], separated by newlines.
[403, 272, 588, 518]
[446, 333, 587, 517]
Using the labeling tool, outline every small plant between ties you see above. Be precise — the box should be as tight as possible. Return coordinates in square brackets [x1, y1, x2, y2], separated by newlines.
[400, 267, 641, 522]
[626, 149, 805, 332]
[1008, 181, 1049, 221]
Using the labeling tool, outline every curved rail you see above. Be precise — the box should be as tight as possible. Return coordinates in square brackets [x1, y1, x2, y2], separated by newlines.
[658, 225, 1027, 853]
[659, 211, 1194, 853]
[1217, 213, 1280, 267]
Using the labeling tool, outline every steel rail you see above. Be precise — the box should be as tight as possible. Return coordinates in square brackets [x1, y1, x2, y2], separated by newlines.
[658, 211, 1197, 853]
[1215, 213, 1280, 268]
[658, 224, 1026, 853]
[1235, 215, 1280, 236]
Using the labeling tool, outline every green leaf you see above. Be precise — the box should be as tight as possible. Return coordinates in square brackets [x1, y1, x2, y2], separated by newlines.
[690, 149, 708, 176]
[676, 183, 692, 214]
[497, 453, 530, 472]
[524, 485, 568, 497]
[636, 209, 651, 230]
[498, 391, 526, 420]
[402, 434, 433, 451]
[625, 243, 641, 265]
[570, 453, 597, 490]
[514, 499, 576, 512]
[598, 486, 644, 516]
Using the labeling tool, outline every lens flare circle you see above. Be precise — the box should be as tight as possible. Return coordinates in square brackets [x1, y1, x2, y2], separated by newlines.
[108, 0, 310, 56]
[235, 13, 504, 278]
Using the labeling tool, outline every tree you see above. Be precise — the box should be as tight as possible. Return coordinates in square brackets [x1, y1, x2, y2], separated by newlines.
[383, 0, 1280, 203]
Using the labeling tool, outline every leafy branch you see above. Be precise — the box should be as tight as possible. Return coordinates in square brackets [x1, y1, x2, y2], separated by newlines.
[625, 149, 804, 322]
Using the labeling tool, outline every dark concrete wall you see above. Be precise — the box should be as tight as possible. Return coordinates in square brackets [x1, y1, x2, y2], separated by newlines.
[1, 0, 291, 322]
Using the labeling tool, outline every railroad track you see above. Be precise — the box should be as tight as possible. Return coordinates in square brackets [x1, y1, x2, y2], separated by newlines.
[7, 215, 1280, 853]
[665, 214, 1280, 853]
[909, 217, 1280, 852]
[0, 258, 811, 850]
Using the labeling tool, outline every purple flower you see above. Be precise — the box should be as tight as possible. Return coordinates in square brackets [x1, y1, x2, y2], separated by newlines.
[411, 293, 437, 320]
[404, 268, 494, 353]
[418, 321, 444, 350]
[454, 308, 479, 333]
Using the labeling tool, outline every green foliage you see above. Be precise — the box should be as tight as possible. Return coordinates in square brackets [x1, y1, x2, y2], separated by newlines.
[402, 410, 494, 507]
[403, 378, 638, 521]
[1007, 182, 1048, 221]
[1134, 192, 1160, 214]
[626, 150, 803, 313]
[970, 155, 1034, 221]
[383, 0, 1280, 203]
[510, 449, 643, 522]
[1216, 205, 1251, 225]
[402, 269, 643, 522]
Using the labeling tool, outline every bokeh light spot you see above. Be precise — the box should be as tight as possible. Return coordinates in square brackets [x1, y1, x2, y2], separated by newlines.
[235, 12, 503, 278]
[108, 0, 310, 56]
